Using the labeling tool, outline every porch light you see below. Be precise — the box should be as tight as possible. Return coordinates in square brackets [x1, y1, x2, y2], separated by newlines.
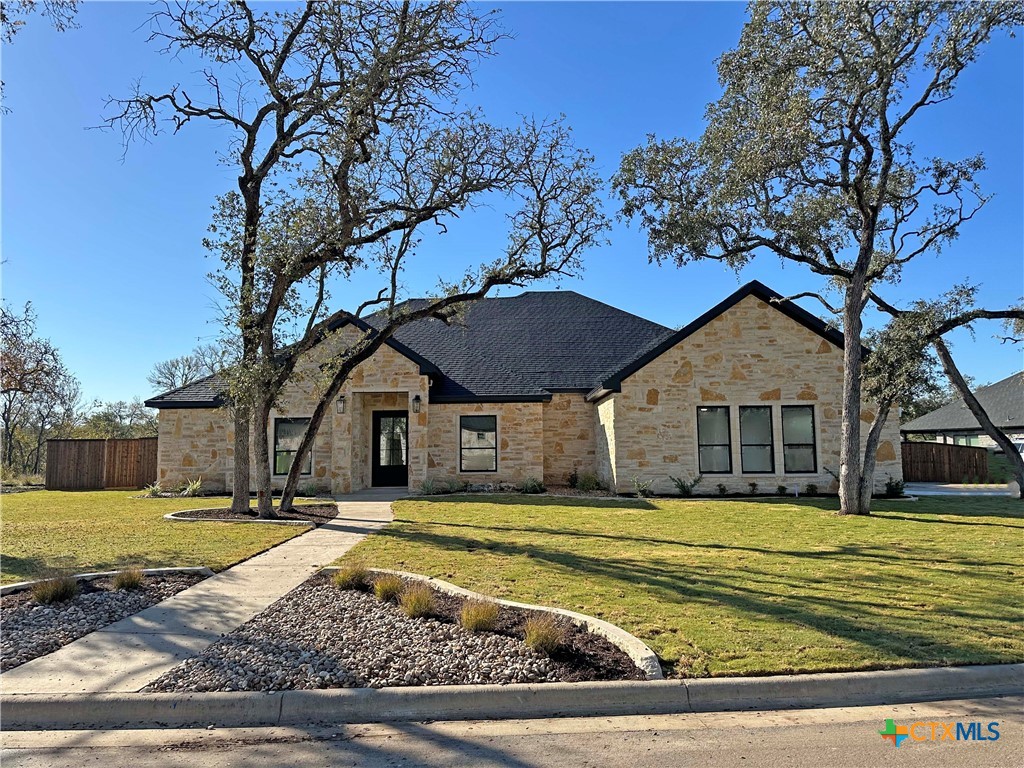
[336, 395, 346, 414]
[411, 394, 422, 414]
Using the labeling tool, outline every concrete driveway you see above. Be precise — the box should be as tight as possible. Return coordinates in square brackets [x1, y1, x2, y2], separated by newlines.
[904, 482, 1019, 497]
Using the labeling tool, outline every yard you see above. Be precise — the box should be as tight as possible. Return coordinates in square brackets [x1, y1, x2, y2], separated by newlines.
[338, 495, 1023, 677]
[0, 491, 305, 584]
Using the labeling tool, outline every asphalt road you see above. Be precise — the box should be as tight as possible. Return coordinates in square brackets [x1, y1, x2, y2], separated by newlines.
[2, 696, 1020, 768]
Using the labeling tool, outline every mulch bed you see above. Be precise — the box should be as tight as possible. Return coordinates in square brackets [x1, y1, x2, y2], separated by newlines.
[145, 572, 645, 693]
[167, 503, 339, 527]
[1, 572, 206, 672]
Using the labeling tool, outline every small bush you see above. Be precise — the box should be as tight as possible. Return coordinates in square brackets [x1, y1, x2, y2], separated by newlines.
[804, 483, 819, 496]
[373, 573, 404, 602]
[716, 483, 728, 496]
[748, 481, 758, 495]
[576, 472, 602, 493]
[180, 476, 203, 497]
[332, 562, 371, 591]
[519, 476, 545, 494]
[566, 468, 579, 489]
[631, 476, 653, 498]
[523, 613, 564, 655]
[399, 582, 435, 618]
[460, 599, 500, 632]
[883, 475, 905, 498]
[418, 479, 440, 495]
[112, 567, 145, 591]
[777, 484, 788, 496]
[141, 482, 163, 498]
[669, 474, 702, 497]
[445, 480, 468, 494]
[31, 575, 78, 604]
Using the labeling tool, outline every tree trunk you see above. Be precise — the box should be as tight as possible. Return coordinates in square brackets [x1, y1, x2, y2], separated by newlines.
[252, 395, 277, 518]
[933, 338, 1024, 499]
[230, 408, 251, 514]
[858, 401, 892, 512]
[838, 284, 869, 515]
[280, 390, 334, 511]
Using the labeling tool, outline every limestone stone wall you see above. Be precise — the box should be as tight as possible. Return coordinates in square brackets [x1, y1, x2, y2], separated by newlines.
[156, 408, 233, 492]
[425, 401, 545, 488]
[605, 294, 903, 495]
[542, 393, 598, 486]
[594, 396, 617, 490]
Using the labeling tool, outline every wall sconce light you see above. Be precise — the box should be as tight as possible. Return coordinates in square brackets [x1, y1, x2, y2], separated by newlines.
[336, 395, 346, 414]
[411, 395, 422, 414]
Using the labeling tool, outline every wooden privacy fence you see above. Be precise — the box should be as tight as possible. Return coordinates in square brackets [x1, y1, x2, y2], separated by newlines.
[45, 438, 158, 491]
[900, 441, 990, 483]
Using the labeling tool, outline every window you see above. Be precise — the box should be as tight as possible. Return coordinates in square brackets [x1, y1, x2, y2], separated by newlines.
[782, 406, 816, 473]
[740, 406, 774, 473]
[460, 415, 497, 472]
[697, 406, 731, 473]
[273, 418, 312, 476]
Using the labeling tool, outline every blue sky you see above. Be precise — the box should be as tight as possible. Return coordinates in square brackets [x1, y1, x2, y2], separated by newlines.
[3, 2, 1022, 403]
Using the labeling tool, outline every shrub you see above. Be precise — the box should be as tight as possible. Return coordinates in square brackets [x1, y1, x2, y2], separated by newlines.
[669, 474, 702, 497]
[418, 479, 439, 495]
[716, 483, 728, 496]
[373, 573, 404, 602]
[332, 562, 371, 591]
[631, 476, 653, 498]
[141, 482, 163, 498]
[31, 575, 78, 604]
[180, 476, 203, 497]
[804, 483, 819, 496]
[112, 567, 145, 591]
[445, 480, 468, 494]
[777, 484, 788, 496]
[523, 613, 564, 655]
[566, 468, 579, 489]
[399, 582, 435, 618]
[748, 481, 758, 495]
[460, 599, 500, 632]
[883, 475, 905, 499]
[576, 472, 602, 493]
[519, 476, 545, 494]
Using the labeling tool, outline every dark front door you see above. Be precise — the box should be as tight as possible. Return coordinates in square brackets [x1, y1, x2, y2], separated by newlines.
[372, 411, 409, 487]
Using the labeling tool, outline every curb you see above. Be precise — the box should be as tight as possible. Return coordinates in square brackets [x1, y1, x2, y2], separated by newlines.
[339, 567, 663, 680]
[164, 502, 337, 527]
[0, 567, 215, 596]
[2, 664, 1020, 730]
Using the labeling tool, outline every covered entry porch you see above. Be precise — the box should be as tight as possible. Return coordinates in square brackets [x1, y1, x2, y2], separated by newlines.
[336, 390, 427, 494]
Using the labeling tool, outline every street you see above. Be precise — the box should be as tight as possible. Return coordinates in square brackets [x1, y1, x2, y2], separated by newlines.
[2, 696, 1020, 768]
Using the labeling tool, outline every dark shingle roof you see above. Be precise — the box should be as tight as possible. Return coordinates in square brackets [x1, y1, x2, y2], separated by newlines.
[145, 375, 228, 409]
[900, 372, 1024, 434]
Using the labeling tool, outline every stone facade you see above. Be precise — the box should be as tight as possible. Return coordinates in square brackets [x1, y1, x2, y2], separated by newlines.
[155, 294, 902, 497]
[593, 294, 903, 495]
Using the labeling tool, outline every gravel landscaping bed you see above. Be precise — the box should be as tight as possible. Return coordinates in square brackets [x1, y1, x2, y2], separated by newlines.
[144, 573, 644, 692]
[1, 573, 205, 672]
[166, 503, 339, 527]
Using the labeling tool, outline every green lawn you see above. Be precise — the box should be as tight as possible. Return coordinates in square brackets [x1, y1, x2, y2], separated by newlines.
[1, 491, 305, 584]
[337, 495, 1023, 677]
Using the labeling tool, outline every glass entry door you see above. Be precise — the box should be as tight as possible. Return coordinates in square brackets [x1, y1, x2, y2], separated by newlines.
[371, 411, 408, 487]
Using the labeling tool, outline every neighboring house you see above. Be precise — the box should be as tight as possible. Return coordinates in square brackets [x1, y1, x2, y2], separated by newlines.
[900, 371, 1024, 449]
[146, 281, 902, 496]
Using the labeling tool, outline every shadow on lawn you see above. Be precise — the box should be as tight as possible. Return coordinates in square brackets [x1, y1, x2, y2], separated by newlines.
[412, 494, 658, 511]
[372, 524, 1019, 669]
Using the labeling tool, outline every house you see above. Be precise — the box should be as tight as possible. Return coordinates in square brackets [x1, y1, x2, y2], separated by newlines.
[145, 281, 903, 496]
[900, 371, 1024, 449]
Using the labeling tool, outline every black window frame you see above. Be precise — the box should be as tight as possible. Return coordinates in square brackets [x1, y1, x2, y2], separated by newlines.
[696, 406, 732, 475]
[459, 415, 498, 473]
[273, 417, 313, 477]
[739, 405, 775, 474]
[781, 405, 817, 474]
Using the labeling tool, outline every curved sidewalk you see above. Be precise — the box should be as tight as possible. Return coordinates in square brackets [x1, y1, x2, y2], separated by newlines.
[0, 495, 395, 695]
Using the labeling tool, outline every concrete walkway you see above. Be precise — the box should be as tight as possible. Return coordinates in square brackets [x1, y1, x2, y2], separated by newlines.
[905, 481, 1019, 497]
[0, 496, 397, 695]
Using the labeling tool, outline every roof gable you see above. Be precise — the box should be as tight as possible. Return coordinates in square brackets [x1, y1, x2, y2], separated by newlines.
[589, 281, 847, 399]
[900, 371, 1024, 433]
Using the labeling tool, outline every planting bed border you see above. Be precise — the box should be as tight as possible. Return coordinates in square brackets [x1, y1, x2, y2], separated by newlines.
[0, 567, 215, 596]
[164, 503, 338, 527]
[324, 567, 663, 680]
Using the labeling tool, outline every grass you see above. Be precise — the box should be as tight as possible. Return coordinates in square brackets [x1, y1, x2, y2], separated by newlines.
[0, 490, 305, 584]
[336, 494, 1024, 677]
[30, 574, 79, 604]
[332, 562, 371, 590]
[112, 567, 145, 590]
[373, 573, 404, 602]
[523, 613, 564, 655]
[399, 582, 435, 618]
[460, 598, 500, 632]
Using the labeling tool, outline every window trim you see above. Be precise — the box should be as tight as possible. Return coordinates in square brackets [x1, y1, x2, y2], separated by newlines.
[739, 405, 775, 474]
[272, 417, 313, 477]
[459, 414, 498, 473]
[696, 405, 732, 475]
[781, 405, 817, 474]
